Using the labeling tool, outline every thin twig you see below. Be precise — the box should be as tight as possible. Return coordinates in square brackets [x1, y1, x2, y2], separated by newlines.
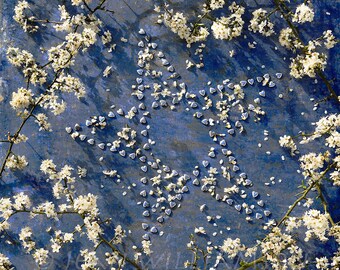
[238, 162, 336, 269]
[98, 235, 143, 270]
[315, 184, 336, 226]
[0, 1, 108, 181]
[273, 0, 339, 104]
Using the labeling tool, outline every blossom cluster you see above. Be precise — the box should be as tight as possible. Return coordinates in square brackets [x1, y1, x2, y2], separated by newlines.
[0, 160, 137, 268]
[208, 0, 225, 11]
[279, 29, 336, 79]
[279, 135, 297, 156]
[5, 154, 28, 170]
[0, 253, 13, 269]
[211, 2, 245, 41]
[13, 0, 38, 32]
[220, 238, 245, 259]
[290, 50, 327, 79]
[160, 0, 337, 90]
[260, 227, 304, 269]
[303, 209, 330, 242]
[9, 87, 33, 111]
[7, 47, 47, 86]
[162, 9, 209, 46]
[279, 28, 303, 51]
[299, 152, 328, 180]
[2, 0, 108, 177]
[248, 9, 275, 37]
[299, 114, 340, 186]
[161, 1, 246, 45]
[292, 3, 315, 24]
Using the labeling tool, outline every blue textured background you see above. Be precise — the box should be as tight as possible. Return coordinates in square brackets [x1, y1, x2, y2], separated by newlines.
[0, 0, 339, 269]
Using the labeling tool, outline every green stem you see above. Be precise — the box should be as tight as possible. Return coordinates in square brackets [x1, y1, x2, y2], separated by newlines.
[316, 71, 338, 101]
[238, 256, 265, 270]
[278, 162, 335, 227]
[98, 235, 143, 270]
[32, 19, 63, 24]
[92, 0, 107, 14]
[315, 184, 336, 226]
[266, 7, 279, 18]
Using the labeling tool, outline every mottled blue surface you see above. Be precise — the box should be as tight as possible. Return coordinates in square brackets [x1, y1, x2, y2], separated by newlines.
[0, 0, 339, 269]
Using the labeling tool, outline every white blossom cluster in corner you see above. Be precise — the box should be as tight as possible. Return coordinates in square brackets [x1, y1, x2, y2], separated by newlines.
[299, 114, 340, 186]
[200, 113, 340, 269]
[280, 114, 340, 186]
[159, 0, 338, 85]
[0, 253, 13, 269]
[13, 0, 38, 32]
[2, 0, 119, 176]
[0, 160, 145, 269]
[281, 28, 336, 79]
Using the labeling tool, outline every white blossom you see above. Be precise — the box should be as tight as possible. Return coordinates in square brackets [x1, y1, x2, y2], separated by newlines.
[6, 155, 28, 170]
[303, 209, 329, 242]
[52, 72, 86, 99]
[299, 152, 326, 178]
[19, 227, 35, 252]
[74, 194, 99, 217]
[211, 2, 245, 41]
[10, 87, 33, 110]
[322, 30, 337, 49]
[13, 192, 31, 210]
[34, 201, 57, 218]
[6, 47, 47, 85]
[13, 134, 28, 144]
[209, 0, 225, 10]
[101, 30, 112, 45]
[279, 135, 297, 155]
[35, 113, 52, 131]
[80, 249, 98, 270]
[249, 9, 275, 37]
[142, 240, 153, 255]
[0, 253, 13, 269]
[33, 248, 49, 266]
[316, 257, 329, 269]
[84, 217, 102, 244]
[285, 217, 302, 232]
[292, 3, 314, 24]
[40, 159, 57, 176]
[13, 0, 38, 32]
[220, 238, 245, 259]
[290, 52, 327, 79]
[279, 27, 302, 50]
[105, 252, 119, 265]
